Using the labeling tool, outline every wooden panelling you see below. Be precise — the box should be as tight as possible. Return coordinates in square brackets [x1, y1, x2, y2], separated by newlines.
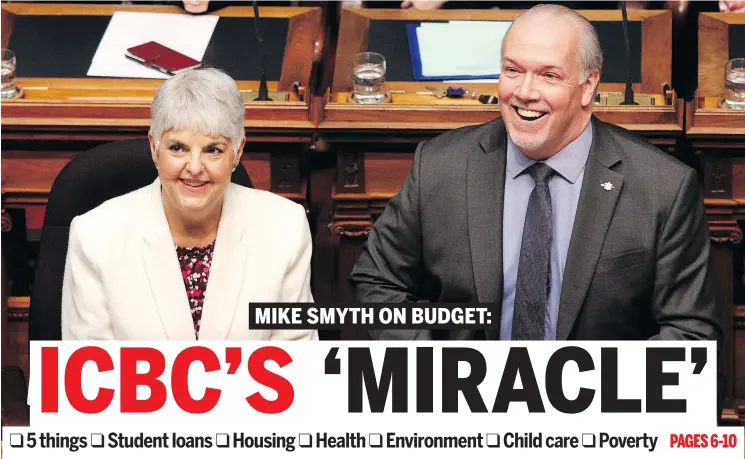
[364, 153, 412, 195]
[1, 151, 76, 195]
[689, 14, 745, 136]
[4, 321, 28, 384]
[733, 160, 745, 200]
[0, 4, 316, 16]
[641, 11, 672, 94]
[698, 14, 730, 99]
[0, 4, 322, 135]
[281, 8, 324, 90]
[330, 8, 370, 93]
[241, 153, 273, 192]
[735, 305, 745, 402]
[0, 151, 297, 197]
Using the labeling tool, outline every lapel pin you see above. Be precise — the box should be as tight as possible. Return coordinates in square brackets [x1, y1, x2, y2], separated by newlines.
[601, 181, 614, 191]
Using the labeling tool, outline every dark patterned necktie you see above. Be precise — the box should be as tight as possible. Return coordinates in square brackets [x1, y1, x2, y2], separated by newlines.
[512, 162, 554, 340]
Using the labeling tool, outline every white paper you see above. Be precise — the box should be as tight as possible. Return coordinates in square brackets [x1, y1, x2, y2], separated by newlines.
[414, 21, 511, 79]
[87, 11, 219, 79]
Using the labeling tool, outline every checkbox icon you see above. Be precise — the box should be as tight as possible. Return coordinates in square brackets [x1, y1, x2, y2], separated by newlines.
[369, 433, 382, 447]
[582, 433, 596, 447]
[90, 433, 104, 448]
[9, 433, 23, 447]
[486, 433, 500, 448]
[299, 433, 312, 447]
[215, 433, 229, 448]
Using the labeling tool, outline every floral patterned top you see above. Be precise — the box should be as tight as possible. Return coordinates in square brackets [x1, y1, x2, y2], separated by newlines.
[175, 240, 215, 339]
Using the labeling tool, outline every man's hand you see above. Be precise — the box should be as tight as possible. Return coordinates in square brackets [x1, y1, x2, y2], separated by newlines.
[183, 0, 210, 14]
[720, 0, 745, 12]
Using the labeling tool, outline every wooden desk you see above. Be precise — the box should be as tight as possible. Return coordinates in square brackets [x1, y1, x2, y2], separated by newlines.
[1, 4, 322, 195]
[687, 11, 745, 425]
[320, 8, 684, 307]
[0, 3, 325, 372]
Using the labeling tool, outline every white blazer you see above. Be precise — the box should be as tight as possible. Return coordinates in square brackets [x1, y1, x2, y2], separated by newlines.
[61, 179, 317, 341]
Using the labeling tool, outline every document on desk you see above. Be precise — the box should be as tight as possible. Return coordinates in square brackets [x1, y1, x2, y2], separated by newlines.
[408, 21, 511, 81]
[87, 11, 219, 79]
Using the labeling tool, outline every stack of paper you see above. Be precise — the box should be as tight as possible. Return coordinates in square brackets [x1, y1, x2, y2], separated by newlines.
[408, 21, 511, 81]
[87, 11, 219, 79]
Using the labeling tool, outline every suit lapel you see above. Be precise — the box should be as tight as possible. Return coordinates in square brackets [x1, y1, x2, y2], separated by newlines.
[557, 118, 624, 339]
[198, 185, 248, 340]
[468, 120, 507, 340]
[141, 180, 197, 340]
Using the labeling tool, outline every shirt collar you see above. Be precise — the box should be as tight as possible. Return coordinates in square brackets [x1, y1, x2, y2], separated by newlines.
[506, 120, 593, 184]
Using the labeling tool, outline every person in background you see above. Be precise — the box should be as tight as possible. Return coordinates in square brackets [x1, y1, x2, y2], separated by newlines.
[61, 67, 317, 341]
[719, 0, 745, 11]
[400, 0, 447, 9]
[399, 0, 745, 12]
[182, 0, 211, 13]
[180, 0, 255, 14]
[350, 4, 721, 343]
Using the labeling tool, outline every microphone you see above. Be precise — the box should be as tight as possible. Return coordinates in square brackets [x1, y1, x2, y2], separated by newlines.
[252, 0, 270, 101]
[619, 1, 638, 105]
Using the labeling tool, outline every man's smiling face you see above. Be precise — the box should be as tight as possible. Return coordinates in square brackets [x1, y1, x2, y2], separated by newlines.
[498, 12, 599, 159]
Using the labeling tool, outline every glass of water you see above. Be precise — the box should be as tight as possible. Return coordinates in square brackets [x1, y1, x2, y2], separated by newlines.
[724, 58, 745, 110]
[1, 48, 16, 100]
[351, 52, 386, 104]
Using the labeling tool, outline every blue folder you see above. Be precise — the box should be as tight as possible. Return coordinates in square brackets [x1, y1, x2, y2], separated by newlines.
[406, 23, 500, 81]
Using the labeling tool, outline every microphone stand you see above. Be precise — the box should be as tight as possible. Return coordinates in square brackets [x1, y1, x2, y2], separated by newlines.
[253, 1, 270, 101]
[619, 1, 638, 105]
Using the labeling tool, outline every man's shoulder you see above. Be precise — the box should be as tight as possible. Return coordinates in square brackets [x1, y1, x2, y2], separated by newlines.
[421, 118, 502, 153]
[599, 120, 690, 178]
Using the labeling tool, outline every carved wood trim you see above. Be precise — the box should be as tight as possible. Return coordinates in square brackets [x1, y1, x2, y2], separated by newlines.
[1, 210, 12, 233]
[328, 219, 372, 239]
[7, 296, 29, 321]
[270, 154, 302, 194]
[720, 409, 737, 424]
[710, 220, 743, 245]
[336, 152, 365, 194]
[704, 157, 732, 198]
[734, 305, 745, 329]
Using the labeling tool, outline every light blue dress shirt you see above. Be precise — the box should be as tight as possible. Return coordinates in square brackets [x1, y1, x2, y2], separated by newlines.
[500, 122, 593, 340]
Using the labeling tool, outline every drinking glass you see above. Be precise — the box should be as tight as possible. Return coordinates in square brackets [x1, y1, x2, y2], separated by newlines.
[724, 58, 745, 110]
[1, 49, 17, 100]
[351, 52, 386, 104]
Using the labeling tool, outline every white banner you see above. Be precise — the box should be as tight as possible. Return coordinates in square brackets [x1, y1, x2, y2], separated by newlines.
[1, 340, 742, 458]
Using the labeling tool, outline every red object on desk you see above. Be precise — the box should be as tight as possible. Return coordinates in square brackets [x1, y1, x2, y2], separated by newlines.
[125, 41, 201, 76]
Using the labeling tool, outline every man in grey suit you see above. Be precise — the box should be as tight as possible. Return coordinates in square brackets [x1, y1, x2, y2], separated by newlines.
[350, 4, 721, 342]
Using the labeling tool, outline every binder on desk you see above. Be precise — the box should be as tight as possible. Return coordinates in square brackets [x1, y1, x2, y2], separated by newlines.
[406, 22, 502, 81]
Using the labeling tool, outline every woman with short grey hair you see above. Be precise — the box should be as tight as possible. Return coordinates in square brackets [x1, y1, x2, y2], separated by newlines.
[61, 67, 317, 341]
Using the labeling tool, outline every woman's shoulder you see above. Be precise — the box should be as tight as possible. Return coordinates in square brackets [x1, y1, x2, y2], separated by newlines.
[73, 182, 155, 228]
[228, 183, 305, 217]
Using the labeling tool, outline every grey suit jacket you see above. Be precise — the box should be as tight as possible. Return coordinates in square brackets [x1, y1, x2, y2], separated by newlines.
[350, 116, 721, 341]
